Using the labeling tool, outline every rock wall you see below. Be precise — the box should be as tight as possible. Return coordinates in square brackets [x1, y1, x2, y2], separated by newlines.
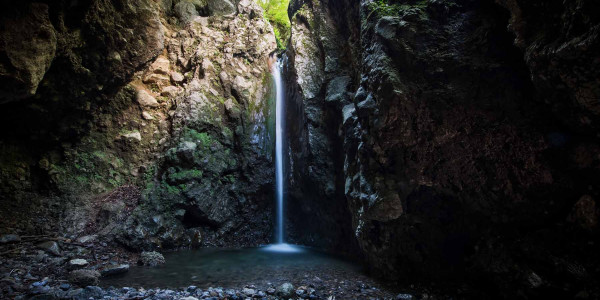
[0, 0, 278, 249]
[283, 0, 361, 254]
[285, 0, 600, 297]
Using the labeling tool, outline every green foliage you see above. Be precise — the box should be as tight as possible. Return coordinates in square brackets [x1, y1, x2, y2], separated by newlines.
[257, 0, 291, 49]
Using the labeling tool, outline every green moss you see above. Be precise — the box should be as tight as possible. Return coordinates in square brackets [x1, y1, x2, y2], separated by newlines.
[150, 83, 160, 93]
[169, 169, 203, 181]
[258, 0, 291, 49]
[366, 0, 428, 19]
[182, 128, 215, 148]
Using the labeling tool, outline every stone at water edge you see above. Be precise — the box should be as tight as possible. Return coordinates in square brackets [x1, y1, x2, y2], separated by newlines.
[242, 287, 256, 296]
[36, 241, 60, 256]
[276, 283, 295, 298]
[100, 264, 130, 277]
[139, 251, 166, 266]
[69, 269, 100, 286]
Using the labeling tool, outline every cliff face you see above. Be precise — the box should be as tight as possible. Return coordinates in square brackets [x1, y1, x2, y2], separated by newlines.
[0, 0, 278, 249]
[285, 0, 600, 296]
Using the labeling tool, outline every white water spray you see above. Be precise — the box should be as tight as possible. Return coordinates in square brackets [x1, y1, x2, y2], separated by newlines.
[263, 57, 302, 253]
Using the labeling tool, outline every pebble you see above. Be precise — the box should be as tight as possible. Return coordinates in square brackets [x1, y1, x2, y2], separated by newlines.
[242, 287, 255, 295]
[396, 293, 414, 300]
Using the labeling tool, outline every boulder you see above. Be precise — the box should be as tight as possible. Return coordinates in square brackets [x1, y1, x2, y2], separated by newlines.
[139, 251, 166, 266]
[68, 270, 100, 286]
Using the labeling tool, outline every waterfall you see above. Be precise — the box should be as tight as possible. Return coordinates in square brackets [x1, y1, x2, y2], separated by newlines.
[273, 58, 285, 244]
[264, 57, 301, 253]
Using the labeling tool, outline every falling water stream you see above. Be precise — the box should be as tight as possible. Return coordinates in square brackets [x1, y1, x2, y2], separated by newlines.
[263, 57, 301, 253]
[274, 58, 285, 244]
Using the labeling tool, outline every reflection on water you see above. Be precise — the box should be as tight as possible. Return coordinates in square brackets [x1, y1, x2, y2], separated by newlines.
[100, 245, 361, 289]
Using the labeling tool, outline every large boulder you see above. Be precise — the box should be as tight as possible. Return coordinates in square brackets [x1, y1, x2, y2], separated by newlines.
[139, 251, 166, 266]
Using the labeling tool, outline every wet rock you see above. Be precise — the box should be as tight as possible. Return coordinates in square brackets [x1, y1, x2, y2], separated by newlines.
[68, 270, 100, 286]
[187, 285, 198, 292]
[78, 286, 105, 299]
[0, 234, 20, 244]
[137, 90, 160, 108]
[396, 294, 414, 300]
[36, 241, 60, 256]
[100, 264, 130, 277]
[139, 251, 166, 266]
[276, 283, 295, 298]
[242, 287, 255, 296]
[180, 297, 199, 300]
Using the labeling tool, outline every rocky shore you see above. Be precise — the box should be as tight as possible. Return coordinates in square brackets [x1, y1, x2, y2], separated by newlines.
[1, 233, 454, 300]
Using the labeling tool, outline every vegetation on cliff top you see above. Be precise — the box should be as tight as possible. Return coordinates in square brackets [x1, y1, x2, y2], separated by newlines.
[257, 0, 291, 49]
